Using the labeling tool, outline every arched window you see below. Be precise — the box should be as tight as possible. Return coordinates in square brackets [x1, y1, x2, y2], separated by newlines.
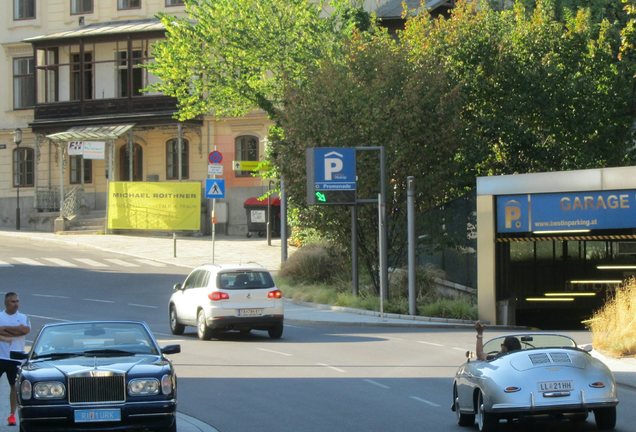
[166, 138, 189, 180]
[234, 135, 259, 178]
[119, 143, 143, 181]
[13, 147, 34, 187]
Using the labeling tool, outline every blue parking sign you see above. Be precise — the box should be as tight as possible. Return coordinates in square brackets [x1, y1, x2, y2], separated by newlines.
[314, 148, 356, 190]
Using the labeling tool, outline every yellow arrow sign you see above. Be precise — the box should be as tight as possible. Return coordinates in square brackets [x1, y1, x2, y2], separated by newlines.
[232, 160, 270, 171]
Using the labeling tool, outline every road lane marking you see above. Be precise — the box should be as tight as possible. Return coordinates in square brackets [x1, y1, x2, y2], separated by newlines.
[33, 294, 70, 299]
[128, 303, 158, 309]
[316, 362, 346, 373]
[42, 258, 78, 267]
[74, 258, 108, 267]
[452, 347, 468, 352]
[83, 298, 115, 303]
[364, 379, 390, 389]
[0, 261, 13, 267]
[417, 341, 444, 347]
[29, 314, 70, 322]
[104, 258, 139, 267]
[13, 258, 44, 266]
[134, 259, 166, 267]
[257, 348, 293, 357]
[410, 396, 441, 407]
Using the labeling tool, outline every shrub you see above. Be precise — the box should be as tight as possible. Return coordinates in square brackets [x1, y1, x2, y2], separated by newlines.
[587, 278, 636, 357]
[389, 264, 446, 299]
[419, 298, 477, 320]
[278, 241, 348, 284]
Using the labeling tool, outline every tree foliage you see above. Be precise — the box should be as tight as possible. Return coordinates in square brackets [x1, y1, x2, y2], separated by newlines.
[272, 28, 465, 291]
[146, 0, 369, 120]
[272, 0, 634, 291]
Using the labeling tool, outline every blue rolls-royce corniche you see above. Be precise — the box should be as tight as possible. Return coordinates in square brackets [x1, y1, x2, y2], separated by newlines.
[12, 320, 180, 432]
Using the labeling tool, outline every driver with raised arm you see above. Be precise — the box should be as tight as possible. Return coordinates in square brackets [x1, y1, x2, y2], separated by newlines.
[475, 321, 521, 360]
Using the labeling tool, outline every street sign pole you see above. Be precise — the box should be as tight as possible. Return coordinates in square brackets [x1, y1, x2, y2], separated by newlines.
[207, 150, 224, 264]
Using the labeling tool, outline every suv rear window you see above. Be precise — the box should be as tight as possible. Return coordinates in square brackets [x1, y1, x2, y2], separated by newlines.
[218, 271, 275, 289]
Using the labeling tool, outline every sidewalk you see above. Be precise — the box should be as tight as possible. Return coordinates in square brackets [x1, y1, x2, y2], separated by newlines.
[0, 228, 635, 430]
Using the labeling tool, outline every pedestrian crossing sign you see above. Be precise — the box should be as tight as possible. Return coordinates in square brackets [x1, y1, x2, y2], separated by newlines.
[205, 178, 225, 199]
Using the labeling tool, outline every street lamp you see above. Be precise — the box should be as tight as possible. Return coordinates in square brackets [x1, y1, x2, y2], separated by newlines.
[13, 128, 22, 230]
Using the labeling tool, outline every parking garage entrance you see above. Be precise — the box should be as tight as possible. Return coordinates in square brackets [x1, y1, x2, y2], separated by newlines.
[477, 167, 636, 329]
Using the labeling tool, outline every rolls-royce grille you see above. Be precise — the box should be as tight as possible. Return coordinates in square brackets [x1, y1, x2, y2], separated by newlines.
[69, 375, 126, 403]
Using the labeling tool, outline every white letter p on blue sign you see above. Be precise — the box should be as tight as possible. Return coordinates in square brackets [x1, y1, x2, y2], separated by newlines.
[324, 154, 343, 180]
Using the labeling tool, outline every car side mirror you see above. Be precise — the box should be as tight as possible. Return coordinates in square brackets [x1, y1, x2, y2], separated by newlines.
[173, 283, 182, 291]
[161, 344, 181, 355]
[10, 351, 28, 360]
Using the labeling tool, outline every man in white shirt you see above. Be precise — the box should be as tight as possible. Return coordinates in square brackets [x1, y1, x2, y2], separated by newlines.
[0, 292, 30, 426]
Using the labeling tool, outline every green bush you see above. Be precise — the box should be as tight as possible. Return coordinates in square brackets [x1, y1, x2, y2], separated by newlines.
[419, 298, 477, 320]
[278, 241, 348, 284]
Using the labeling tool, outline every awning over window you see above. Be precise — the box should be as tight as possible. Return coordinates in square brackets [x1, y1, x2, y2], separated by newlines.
[46, 124, 135, 142]
[24, 19, 164, 44]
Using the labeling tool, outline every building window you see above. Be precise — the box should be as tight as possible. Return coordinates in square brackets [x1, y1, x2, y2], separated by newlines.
[116, 50, 144, 97]
[70, 156, 93, 184]
[118, 0, 141, 10]
[14, 0, 35, 20]
[119, 143, 143, 181]
[70, 52, 93, 100]
[13, 57, 35, 109]
[40, 48, 59, 103]
[71, 0, 93, 14]
[166, 138, 189, 180]
[165, 0, 184, 6]
[234, 135, 259, 178]
[13, 148, 34, 187]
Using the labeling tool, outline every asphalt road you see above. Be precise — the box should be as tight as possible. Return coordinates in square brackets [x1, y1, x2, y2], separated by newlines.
[2, 237, 636, 431]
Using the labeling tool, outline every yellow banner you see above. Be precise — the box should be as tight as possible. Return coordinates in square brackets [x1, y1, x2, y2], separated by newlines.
[232, 160, 271, 171]
[107, 182, 201, 231]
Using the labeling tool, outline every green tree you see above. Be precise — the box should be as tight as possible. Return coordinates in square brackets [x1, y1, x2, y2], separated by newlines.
[403, 0, 633, 179]
[272, 28, 466, 291]
[273, 0, 634, 293]
[146, 0, 369, 121]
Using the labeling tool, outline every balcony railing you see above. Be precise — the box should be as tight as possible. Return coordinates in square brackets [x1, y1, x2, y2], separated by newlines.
[34, 95, 177, 121]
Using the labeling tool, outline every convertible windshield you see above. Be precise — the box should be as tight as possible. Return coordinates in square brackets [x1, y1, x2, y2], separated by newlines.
[32, 322, 159, 358]
[482, 333, 577, 355]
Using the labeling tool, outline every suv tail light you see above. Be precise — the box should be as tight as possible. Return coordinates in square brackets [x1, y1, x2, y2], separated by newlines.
[209, 291, 230, 301]
[268, 290, 282, 299]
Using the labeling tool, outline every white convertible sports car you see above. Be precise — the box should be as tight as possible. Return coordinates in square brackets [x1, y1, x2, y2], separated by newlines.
[452, 333, 619, 431]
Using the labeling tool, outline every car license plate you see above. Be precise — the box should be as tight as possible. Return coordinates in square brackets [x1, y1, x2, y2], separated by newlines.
[238, 308, 263, 317]
[74, 408, 121, 423]
[538, 380, 573, 392]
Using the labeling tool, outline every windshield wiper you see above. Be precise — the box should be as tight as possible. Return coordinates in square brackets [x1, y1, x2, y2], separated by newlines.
[32, 352, 83, 360]
[82, 349, 136, 357]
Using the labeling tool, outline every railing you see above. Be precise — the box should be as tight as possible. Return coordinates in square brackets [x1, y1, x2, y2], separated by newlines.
[34, 95, 177, 120]
[35, 188, 60, 212]
[61, 186, 85, 219]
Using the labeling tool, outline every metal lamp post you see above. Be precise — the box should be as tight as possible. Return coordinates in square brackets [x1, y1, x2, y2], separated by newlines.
[13, 128, 22, 230]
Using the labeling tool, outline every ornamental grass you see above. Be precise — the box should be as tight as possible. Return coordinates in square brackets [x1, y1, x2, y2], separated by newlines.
[587, 278, 636, 358]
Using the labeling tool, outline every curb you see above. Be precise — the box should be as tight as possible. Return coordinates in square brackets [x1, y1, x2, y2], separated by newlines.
[290, 300, 476, 325]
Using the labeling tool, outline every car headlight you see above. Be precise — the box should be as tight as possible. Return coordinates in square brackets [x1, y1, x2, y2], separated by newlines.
[161, 374, 174, 395]
[128, 378, 160, 396]
[33, 381, 66, 399]
[20, 380, 32, 400]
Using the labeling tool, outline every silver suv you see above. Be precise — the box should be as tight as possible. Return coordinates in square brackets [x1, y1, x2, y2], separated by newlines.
[169, 264, 284, 340]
